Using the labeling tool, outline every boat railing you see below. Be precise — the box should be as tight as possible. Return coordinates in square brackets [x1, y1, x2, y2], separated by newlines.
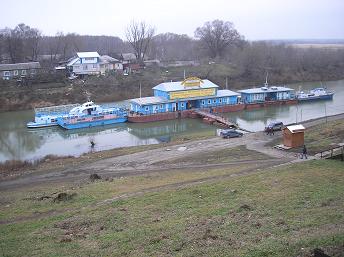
[35, 103, 80, 115]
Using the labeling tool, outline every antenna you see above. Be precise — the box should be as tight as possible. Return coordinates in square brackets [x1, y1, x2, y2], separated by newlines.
[139, 82, 142, 98]
[225, 76, 228, 89]
[264, 72, 269, 87]
[183, 69, 186, 79]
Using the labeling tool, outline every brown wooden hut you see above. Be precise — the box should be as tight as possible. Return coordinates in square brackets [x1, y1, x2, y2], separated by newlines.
[283, 124, 305, 148]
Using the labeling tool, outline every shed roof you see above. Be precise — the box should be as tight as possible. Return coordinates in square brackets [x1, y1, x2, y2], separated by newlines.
[217, 89, 240, 97]
[66, 57, 79, 66]
[76, 52, 100, 58]
[0, 62, 41, 71]
[153, 79, 219, 92]
[238, 86, 294, 94]
[100, 55, 120, 63]
[130, 96, 168, 105]
[285, 124, 305, 133]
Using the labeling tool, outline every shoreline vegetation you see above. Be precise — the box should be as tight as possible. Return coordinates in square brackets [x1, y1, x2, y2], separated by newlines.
[0, 64, 344, 112]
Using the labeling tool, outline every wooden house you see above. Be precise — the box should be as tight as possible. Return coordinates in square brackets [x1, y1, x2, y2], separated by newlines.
[0, 62, 41, 80]
[283, 124, 305, 148]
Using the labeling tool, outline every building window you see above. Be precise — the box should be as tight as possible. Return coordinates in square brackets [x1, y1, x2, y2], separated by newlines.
[202, 100, 205, 105]
[208, 99, 211, 104]
[181, 103, 184, 107]
[145, 106, 149, 111]
[160, 104, 163, 109]
[14, 70, 19, 76]
[31, 69, 36, 74]
[213, 99, 216, 103]
[4, 71, 10, 76]
[219, 98, 222, 103]
[21, 70, 27, 75]
[93, 64, 97, 68]
[84, 65, 88, 70]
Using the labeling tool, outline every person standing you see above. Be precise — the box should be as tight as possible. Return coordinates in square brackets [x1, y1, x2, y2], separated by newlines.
[301, 145, 308, 159]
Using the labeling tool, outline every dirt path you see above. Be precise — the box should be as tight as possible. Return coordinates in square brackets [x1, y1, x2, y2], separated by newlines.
[0, 131, 299, 191]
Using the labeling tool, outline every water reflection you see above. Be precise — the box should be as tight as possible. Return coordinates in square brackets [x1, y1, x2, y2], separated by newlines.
[0, 80, 343, 162]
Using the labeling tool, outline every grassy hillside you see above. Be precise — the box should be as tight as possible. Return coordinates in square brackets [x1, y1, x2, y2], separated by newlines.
[1, 160, 343, 256]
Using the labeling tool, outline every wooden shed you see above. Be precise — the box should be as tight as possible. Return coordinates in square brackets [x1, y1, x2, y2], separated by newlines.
[283, 124, 305, 148]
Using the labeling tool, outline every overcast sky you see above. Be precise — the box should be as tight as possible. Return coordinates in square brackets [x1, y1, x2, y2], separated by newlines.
[1, 0, 343, 40]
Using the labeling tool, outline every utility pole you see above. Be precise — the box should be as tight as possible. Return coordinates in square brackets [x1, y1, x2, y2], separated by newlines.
[139, 82, 142, 98]
[183, 69, 186, 79]
[225, 76, 228, 89]
[325, 103, 327, 123]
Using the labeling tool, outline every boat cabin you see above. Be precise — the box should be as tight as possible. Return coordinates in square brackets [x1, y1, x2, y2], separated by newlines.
[239, 85, 295, 104]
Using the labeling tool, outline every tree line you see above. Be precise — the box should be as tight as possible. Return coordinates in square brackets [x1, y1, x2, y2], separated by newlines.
[1, 21, 344, 82]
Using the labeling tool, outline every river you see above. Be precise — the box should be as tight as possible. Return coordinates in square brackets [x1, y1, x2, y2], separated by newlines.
[0, 79, 343, 162]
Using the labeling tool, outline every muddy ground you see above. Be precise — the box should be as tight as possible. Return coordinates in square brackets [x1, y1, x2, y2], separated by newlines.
[0, 113, 343, 192]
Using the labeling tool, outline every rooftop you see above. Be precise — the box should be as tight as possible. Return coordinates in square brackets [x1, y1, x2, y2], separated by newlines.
[153, 79, 219, 92]
[0, 62, 41, 71]
[217, 89, 240, 97]
[238, 86, 294, 94]
[285, 124, 305, 133]
[66, 57, 79, 66]
[77, 52, 100, 58]
[100, 55, 120, 63]
[130, 96, 168, 105]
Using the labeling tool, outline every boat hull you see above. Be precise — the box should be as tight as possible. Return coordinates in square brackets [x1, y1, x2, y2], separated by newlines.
[27, 122, 58, 128]
[297, 94, 334, 101]
[58, 117, 127, 130]
[128, 101, 297, 123]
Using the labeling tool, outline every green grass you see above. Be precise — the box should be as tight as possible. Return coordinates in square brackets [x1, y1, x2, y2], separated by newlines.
[304, 119, 344, 154]
[1, 160, 343, 256]
[266, 118, 344, 155]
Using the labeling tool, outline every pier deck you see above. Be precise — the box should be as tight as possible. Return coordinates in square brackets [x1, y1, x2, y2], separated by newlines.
[193, 109, 238, 128]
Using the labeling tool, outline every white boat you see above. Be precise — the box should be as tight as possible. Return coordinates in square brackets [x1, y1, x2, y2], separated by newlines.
[56, 101, 127, 130]
[27, 103, 80, 128]
[296, 87, 334, 101]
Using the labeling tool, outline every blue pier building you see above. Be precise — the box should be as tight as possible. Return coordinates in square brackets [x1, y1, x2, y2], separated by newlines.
[238, 85, 295, 104]
[129, 77, 240, 115]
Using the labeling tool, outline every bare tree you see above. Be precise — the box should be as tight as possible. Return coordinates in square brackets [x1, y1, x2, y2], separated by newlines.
[25, 27, 42, 61]
[195, 20, 242, 59]
[125, 21, 155, 63]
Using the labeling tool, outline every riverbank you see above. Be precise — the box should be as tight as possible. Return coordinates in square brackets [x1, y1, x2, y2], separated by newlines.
[1, 112, 343, 182]
[1, 64, 344, 112]
[0, 129, 343, 256]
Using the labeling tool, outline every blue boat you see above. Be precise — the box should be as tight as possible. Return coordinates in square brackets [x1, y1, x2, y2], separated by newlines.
[56, 101, 127, 130]
[297, 87, 334, 101]
[27, 103, 80, 128]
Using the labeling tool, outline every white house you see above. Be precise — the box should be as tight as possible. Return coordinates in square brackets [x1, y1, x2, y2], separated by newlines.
[67, 52, 101, 76]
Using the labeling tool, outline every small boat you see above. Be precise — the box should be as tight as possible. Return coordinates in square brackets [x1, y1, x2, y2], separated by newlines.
[56, 101, 128, 130]
[296, 87, 334, 101]
[27, 103, 80, 128]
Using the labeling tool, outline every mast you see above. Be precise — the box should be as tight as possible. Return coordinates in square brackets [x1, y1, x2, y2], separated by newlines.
[139, 82, 142, 98]
[264, 72, 269, 87]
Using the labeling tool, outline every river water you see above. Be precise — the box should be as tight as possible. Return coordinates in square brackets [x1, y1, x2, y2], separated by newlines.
[1, 80, 343, 162]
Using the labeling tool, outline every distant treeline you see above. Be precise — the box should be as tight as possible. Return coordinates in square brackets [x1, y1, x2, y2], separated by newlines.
[1, 22, 344, 82]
